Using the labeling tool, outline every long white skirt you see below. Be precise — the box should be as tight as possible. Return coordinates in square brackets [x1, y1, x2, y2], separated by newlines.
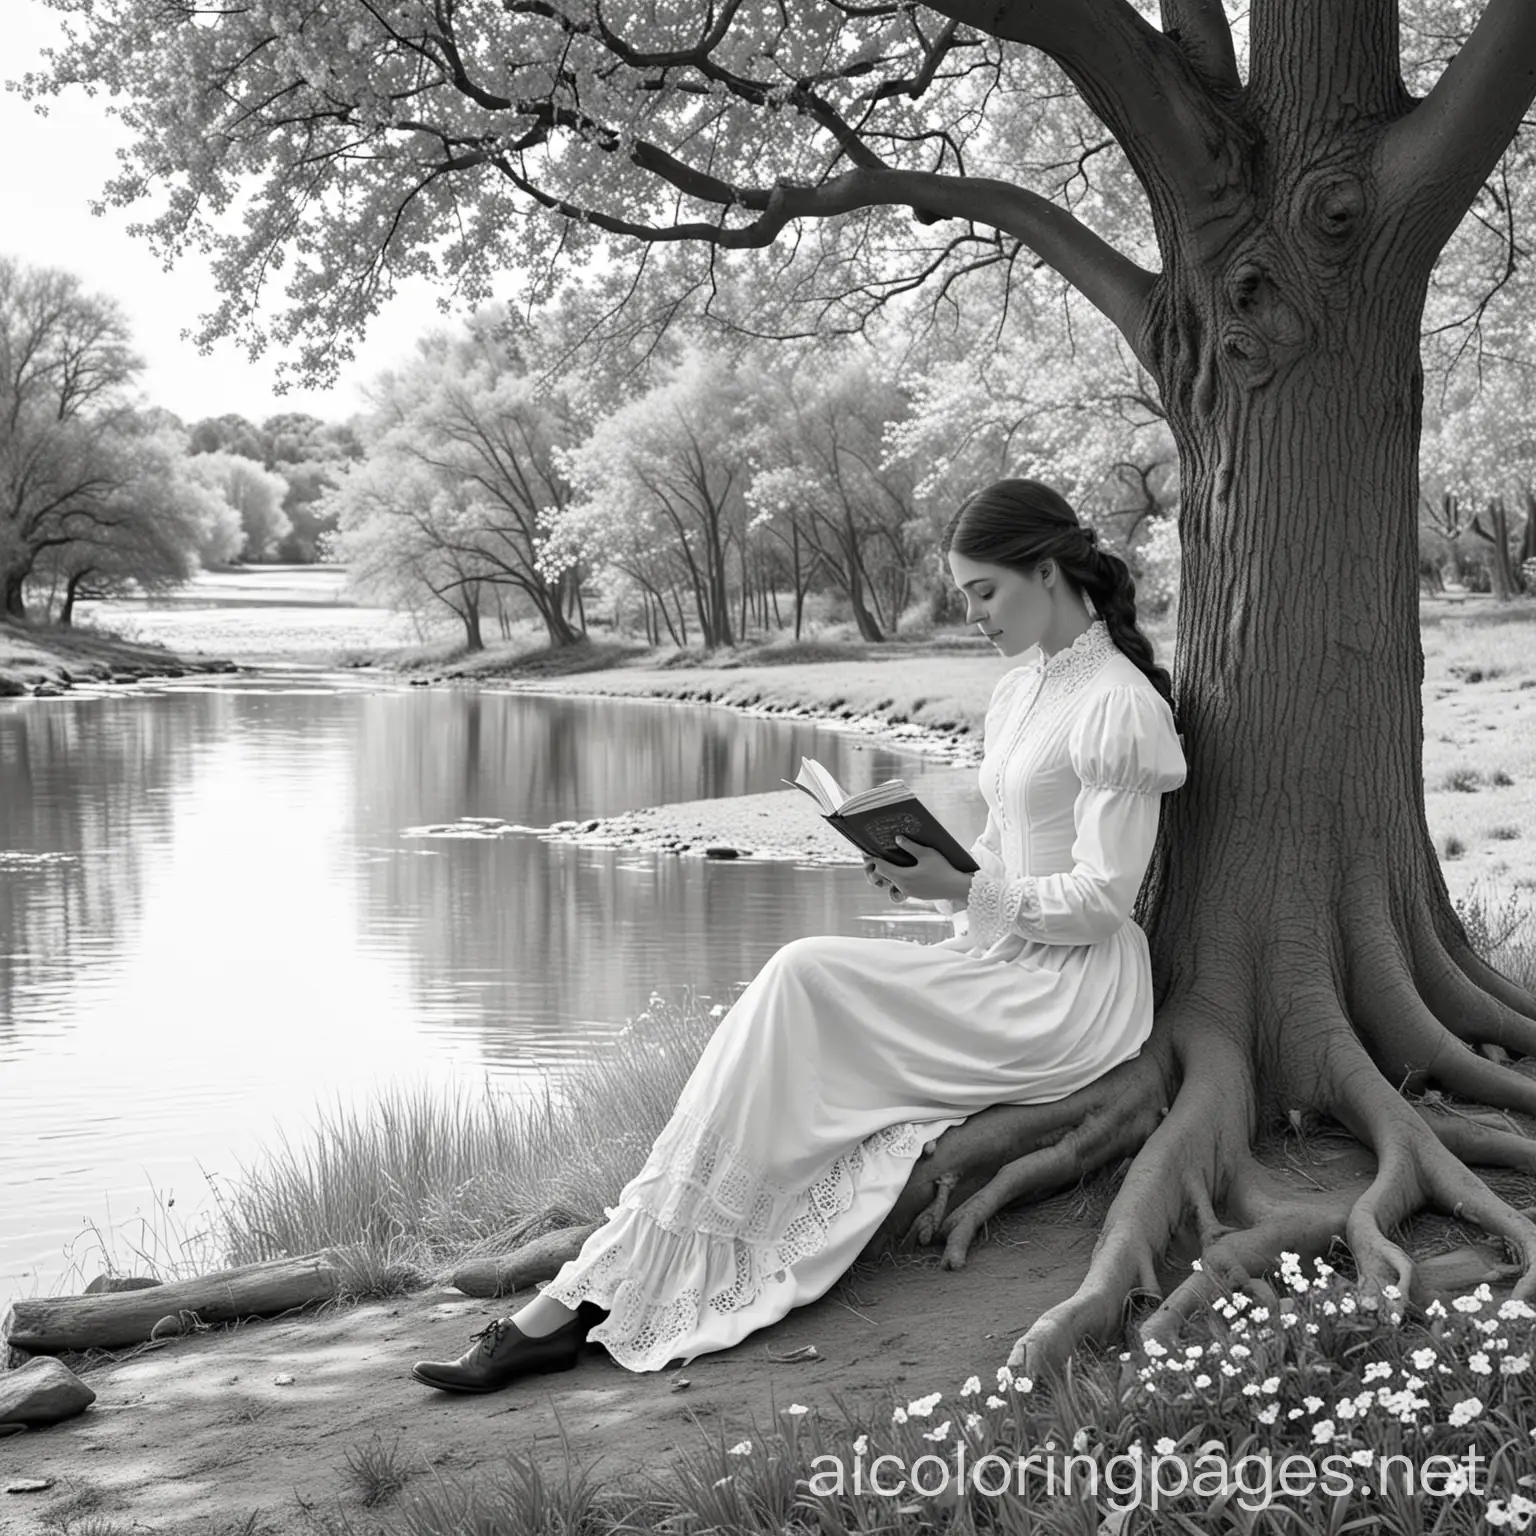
[539, 922, 1154, 1372]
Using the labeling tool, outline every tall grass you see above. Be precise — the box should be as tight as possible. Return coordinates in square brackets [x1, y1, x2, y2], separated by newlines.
[215, 987, 723, 1296]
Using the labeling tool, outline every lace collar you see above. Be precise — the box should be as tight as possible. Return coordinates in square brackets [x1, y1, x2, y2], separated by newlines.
[1027, 618, 1115, 678]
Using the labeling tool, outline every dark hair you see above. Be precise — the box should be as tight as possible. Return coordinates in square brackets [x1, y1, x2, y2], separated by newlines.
[940, 477, 1176, 719]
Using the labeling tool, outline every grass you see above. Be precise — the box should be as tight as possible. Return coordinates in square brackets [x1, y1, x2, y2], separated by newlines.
[186, 988, 721, 1293]
[278, 1266, 1536, 1534]
[343, 1433, 413, 1507]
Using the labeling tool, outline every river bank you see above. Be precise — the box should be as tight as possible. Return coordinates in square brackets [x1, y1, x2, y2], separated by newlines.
[391, 611, 1536, 914]
[0, 619, 238, 695]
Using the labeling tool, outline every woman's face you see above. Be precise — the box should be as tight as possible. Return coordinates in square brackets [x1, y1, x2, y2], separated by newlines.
[947, 550, 1053, 657]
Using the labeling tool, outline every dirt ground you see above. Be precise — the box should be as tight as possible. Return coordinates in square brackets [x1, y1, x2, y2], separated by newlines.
[0, 1210, 1120, 1534]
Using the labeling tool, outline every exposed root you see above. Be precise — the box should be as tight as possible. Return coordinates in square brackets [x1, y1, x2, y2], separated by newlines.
[1349, 928, 1536, 1117]
[1136, 1164, 1346, 1350]
[1415, 1104, 1536, 1175]
[932, 1054, 1170, 1267]
[1429, 900, 1536, 1025]
[1462, 947, 1536, 1025]
[873, 1051, 1175, 1261]
[1001, 1006, 1251, 1379]
[1411, 902, 1536, 1054]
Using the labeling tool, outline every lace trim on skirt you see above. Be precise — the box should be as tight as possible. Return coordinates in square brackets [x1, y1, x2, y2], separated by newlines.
[539, 1108, 924, 1371]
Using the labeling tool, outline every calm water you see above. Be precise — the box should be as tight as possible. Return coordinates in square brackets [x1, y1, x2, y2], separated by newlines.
[0, 673, 983, 1295]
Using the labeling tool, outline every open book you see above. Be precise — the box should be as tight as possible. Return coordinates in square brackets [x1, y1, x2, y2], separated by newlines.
[782, 757, 979, 873]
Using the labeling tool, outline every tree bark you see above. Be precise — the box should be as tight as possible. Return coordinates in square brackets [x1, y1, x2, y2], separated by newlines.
[59, 570, 93, 628]
[2, 1251, 355, 1354]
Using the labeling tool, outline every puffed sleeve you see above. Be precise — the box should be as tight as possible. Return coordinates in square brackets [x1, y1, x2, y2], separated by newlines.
[929, 668, 1027, 929]
[960, 684, 1186, 948]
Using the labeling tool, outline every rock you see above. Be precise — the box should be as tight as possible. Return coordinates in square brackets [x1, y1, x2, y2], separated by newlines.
[582, 819, 602, 832]
[0, 1358, 95, 1428]
[4, 1477, 55, 1493]
[31, 684, 63, 698]
[703, 845, 742, 859]
[0, 678, 25, 698]
[83, 1275, 164, 1296]
[149, 1315, 184, 1340]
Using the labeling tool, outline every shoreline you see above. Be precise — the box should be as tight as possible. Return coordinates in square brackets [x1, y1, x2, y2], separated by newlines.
[0, 619, 238, 696]
[395, 653, 1000, 866]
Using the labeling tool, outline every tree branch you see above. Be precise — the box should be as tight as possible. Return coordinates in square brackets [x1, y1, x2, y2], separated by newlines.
[1159, 0, 1240, 96]
[918, 0, 1234, 215]
[1375, 0, 1536, 257]
[494, 156, 1155, 363]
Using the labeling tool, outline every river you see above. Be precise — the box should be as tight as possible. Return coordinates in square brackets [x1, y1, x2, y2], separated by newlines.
[0, 668, 983, 1297]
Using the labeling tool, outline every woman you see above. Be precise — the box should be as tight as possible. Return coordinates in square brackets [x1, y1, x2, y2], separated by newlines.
[411, 477, 1185, 1393]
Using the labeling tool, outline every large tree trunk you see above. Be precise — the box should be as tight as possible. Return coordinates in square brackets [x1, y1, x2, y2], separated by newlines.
[862, 206, 1536, 1384]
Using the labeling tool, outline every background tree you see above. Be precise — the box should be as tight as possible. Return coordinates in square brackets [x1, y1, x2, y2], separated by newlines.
[31, 417, 243, 622]
[547, 348, 751, 650]
[184, 450, 292, 562]
[26, 0, 1536, 1378]
[325, 434, 507, 652]
[188, 409, 363, 561]
[886, 281, 1180, 573]
[321, 314, 589, 648]
[356, 316, 588, 645]
[1420, 345, 1536, 597]
[744, 346, 924, 642]
[0, 256, 143, 618]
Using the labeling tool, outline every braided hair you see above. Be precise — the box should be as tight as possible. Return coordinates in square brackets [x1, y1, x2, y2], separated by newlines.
[940, 477, 1176, 720]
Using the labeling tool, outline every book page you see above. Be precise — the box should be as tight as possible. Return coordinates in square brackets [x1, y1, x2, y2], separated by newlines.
[780, 757, 850, 816]
[836, 777, 913, 816]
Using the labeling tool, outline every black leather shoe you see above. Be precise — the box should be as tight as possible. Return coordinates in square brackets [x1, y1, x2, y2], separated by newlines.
[411, 1300, 610, 1394]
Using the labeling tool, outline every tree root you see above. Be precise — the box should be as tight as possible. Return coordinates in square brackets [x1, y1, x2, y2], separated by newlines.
[1424, 895, 1536, 1026]
[1343, 901, 1536, 1117]
[1411, 901, 1536, 1052]
[867, 1056, 1173, 1262]
[877, 887, 1536, 1391]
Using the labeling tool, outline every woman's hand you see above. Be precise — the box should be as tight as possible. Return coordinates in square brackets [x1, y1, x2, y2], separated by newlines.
[867, 836, 974, 904]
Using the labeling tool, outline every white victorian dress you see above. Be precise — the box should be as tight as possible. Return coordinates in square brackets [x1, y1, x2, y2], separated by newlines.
[540, 618, 1187, 1371]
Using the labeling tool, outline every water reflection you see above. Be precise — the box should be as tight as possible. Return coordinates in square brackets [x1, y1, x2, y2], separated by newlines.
[0, 678, 985, 1294]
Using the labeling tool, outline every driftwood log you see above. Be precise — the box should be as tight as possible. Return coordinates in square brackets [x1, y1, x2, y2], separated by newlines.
[449, 1222, 603, 1297]
[1, 1250, 354, 1356]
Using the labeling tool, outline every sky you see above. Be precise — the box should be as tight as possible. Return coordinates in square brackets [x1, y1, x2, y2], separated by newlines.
[2, 5, 477, 428]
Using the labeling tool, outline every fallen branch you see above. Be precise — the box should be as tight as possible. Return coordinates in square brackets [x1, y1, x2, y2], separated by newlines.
[1, 1250, 356, 1356]
[448, 1223, 603, 1298]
